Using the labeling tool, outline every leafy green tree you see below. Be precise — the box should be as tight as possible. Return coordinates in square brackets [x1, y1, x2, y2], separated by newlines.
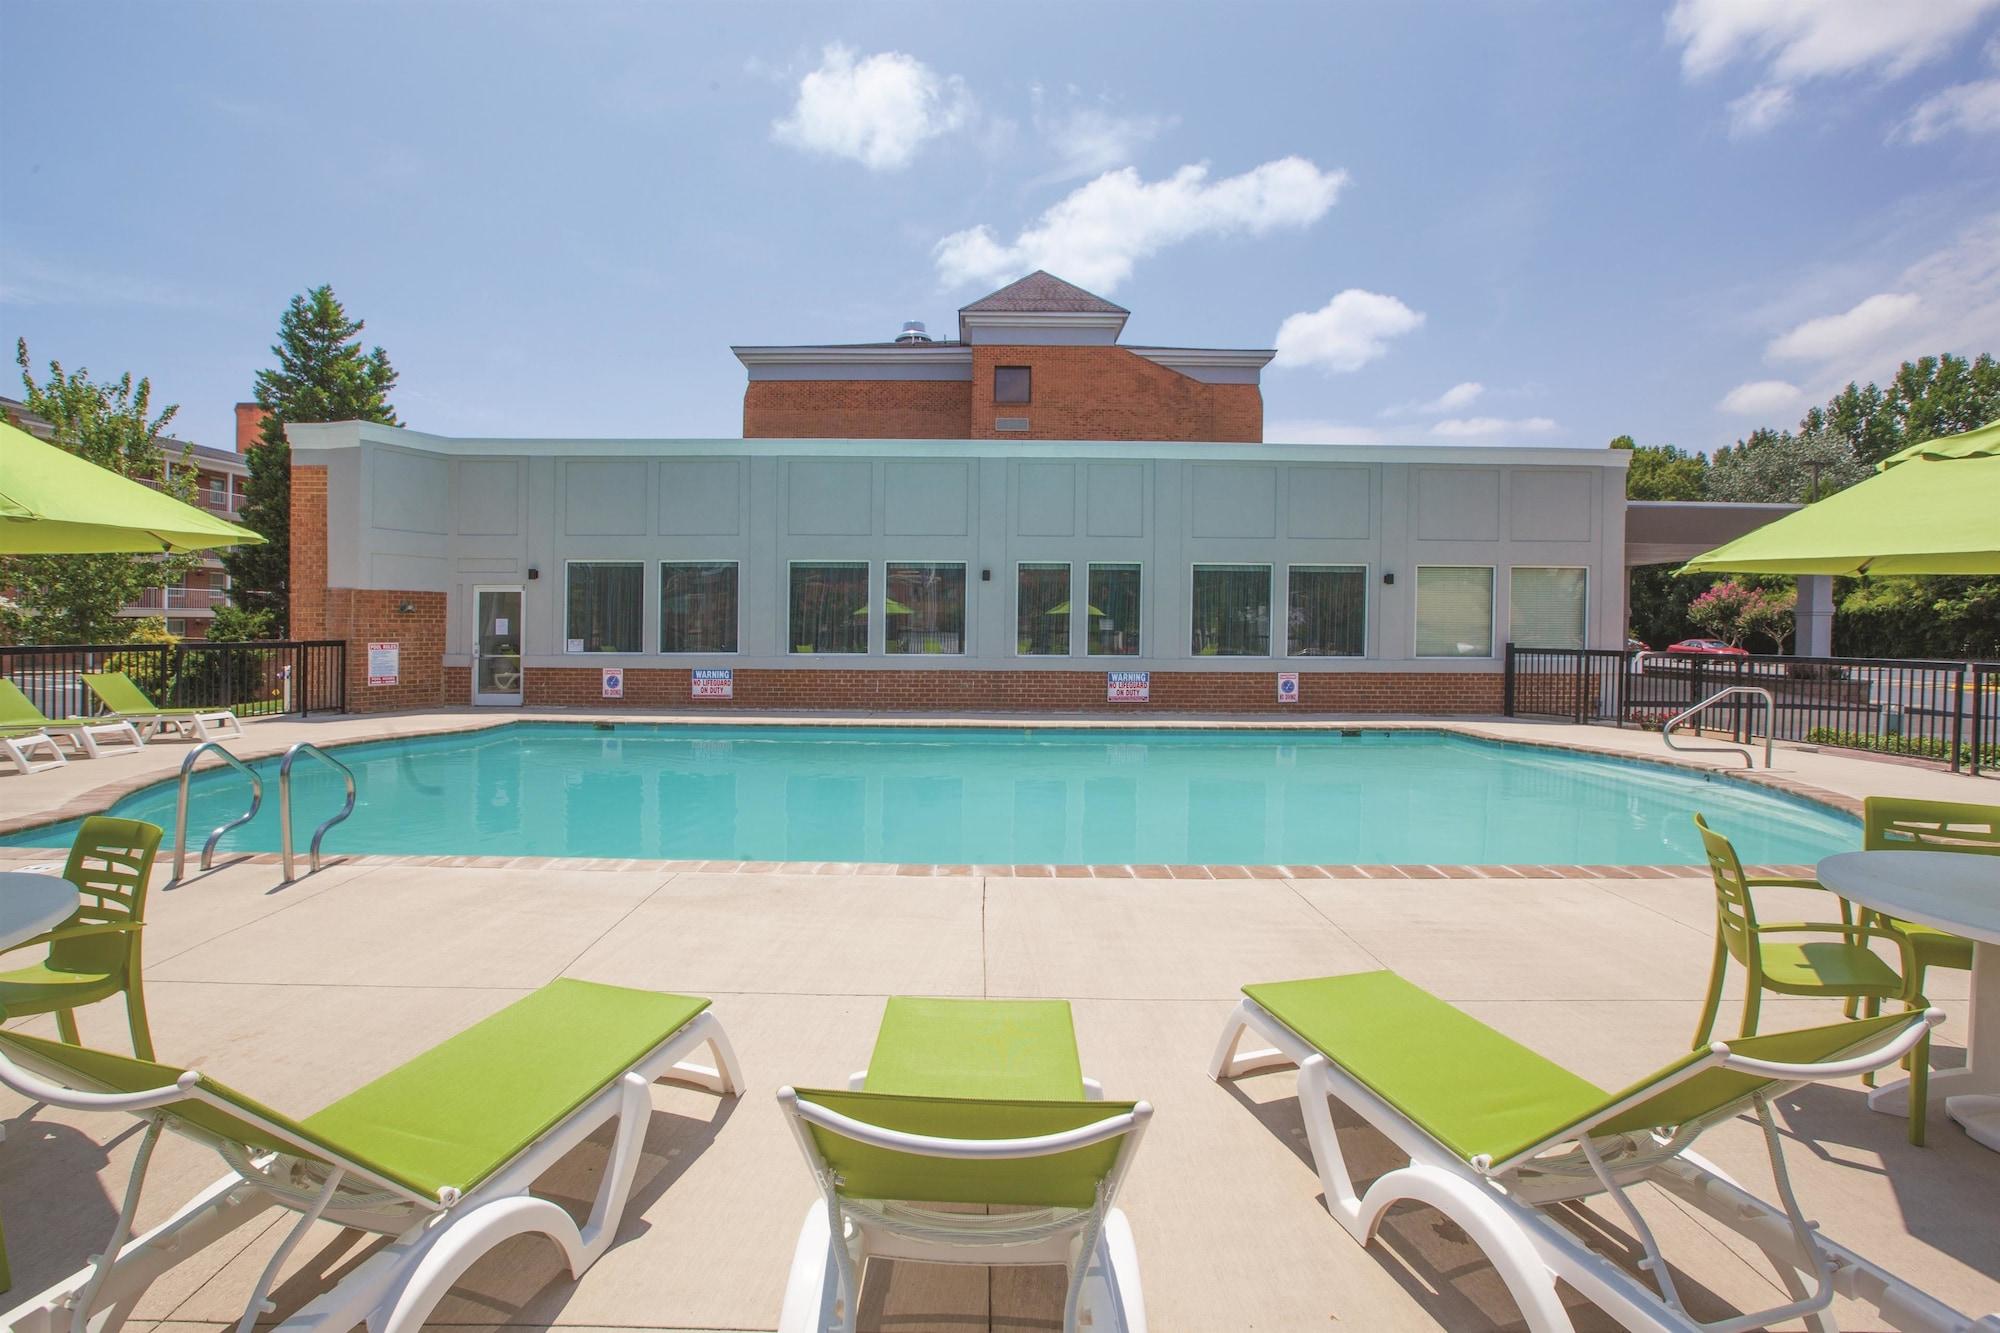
[223, 286, 400, 634]
[205, 603, 277, 641]
[1705, 426, 1867, 503]
[1, 341, 201, 643]
[1612, 435, 1709, 501]
[1803, 353, 2000, 467]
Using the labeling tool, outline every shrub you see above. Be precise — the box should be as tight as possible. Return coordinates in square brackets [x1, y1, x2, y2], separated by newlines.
[1804, 727, 2000, 768]
[101, 617, 179, 702]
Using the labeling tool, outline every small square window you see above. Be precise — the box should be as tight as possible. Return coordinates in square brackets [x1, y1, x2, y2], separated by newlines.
[994, 365, 1031, 404]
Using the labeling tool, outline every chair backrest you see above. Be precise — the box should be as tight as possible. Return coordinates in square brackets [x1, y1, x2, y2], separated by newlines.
[1491, 1009, 1927, 1172]
[0, 679, 51, 727]
[50, 816, 163, 975]
[1693, 814, 1759, 967]
[82, 671, 155, 714]
[785, 1087, 1145, 1209]
[0, 1026, 433, 1205]
[1864, 797, 2000, 856]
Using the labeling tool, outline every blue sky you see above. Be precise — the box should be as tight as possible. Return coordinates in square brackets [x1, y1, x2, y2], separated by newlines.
[3, 1, 1997, 454]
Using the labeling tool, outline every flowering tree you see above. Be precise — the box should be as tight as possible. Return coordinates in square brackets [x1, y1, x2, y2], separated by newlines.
[1688, 581, 1795, 651]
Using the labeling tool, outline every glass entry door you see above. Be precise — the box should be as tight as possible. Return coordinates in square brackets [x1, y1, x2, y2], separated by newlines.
[472, 586, 524, 705]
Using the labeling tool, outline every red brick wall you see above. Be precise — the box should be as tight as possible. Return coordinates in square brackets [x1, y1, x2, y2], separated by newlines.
[324, 589, 448, 713]
[290, 464, 328, 641]
[235, 402, 269, 453]
[743, 380, 972, 438]
[969, 346, 1260, 442]
[518, 667, 1499, 714]
[443, 665, 470, 705]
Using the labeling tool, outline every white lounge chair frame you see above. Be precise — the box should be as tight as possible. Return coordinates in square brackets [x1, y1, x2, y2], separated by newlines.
[1212, 1000, 1997, 1333]
[1, 730, 66, 775]
[129, 707, 242, 743]
[0, 1010, 741, 1333]
[41, 717, 148, 759]
[776, 1075, 1152, 1333]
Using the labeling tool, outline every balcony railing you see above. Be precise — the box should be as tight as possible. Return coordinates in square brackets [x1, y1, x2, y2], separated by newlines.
[129, 587, 232, 612]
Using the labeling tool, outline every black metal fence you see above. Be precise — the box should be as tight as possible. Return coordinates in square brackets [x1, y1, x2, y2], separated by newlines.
[1, 640, 347, 720]
[1504, 643, 2000, 772]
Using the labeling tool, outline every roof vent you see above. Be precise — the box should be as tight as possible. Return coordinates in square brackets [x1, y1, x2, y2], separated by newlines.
[894, 320, 933, 344]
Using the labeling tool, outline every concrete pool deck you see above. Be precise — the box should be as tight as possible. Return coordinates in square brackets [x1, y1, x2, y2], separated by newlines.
[1, 709, 1997, 1330]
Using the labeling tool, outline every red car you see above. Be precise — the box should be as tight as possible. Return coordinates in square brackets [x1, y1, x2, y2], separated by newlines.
[1668, 638, 1748, 656]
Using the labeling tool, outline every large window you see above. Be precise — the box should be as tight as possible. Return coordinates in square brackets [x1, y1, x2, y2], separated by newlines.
[789, 562, 870, 654]
[1288, 565, 1366, 657]
[1414, 566, 1496, 658]
[1017, 563, 1071, 656]
[660, 561, 738, 654]
[1086, 563, 1142, 656]
[565, 561, 643, 653]
[1510, 567, 1587, 650]
[994, 365, 1031, 404]
[1191, 564, 1272, 656]
[885, 562, 967, 654]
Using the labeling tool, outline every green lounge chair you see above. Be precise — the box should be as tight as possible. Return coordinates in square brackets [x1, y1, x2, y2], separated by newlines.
[777, 997, 1151, 1333]
[80, 670, 243, 743]
[0, 978, 740, 1333]
[0, 680, 145, 761]
[1211, 970, 1987, 1333]
[0, 815, 163, 1059]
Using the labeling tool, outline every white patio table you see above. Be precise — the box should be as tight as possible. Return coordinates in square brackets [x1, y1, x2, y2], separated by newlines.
[1816, 849, 2000, 1151]
[0, 868, 76, 955]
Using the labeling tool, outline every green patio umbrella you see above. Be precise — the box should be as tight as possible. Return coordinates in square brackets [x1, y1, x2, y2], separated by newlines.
[1680, 419, 2000, 576]
[0, 420, 265, 554]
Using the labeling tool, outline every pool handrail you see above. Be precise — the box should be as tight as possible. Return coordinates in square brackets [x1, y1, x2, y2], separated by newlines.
[279, 741, 356, 882]
[1663, 686, 1775, 769]
[171, 742, 263, 881]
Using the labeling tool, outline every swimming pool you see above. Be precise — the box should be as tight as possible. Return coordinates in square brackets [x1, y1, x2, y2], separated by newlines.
[3, 724, 1856, 866]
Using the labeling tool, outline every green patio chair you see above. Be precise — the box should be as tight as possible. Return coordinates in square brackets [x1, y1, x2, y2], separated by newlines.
[1689, 813, 1931, 1143]
[1851, 796, 1997, 1021]
[777, 997, 1152, 1333]
[0, 816, 163, 1059]
[1210, 969, 1979, 1333]
[80, 670, 243, 743]
[0, 679, 146, 759]
[0, 977, 741, 1333]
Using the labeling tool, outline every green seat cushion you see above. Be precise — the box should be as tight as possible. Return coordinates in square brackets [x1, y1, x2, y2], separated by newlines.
[1755, 939, 1905, 995]
[303, 979, 708, 1196]
[864, 997, 1086, 1100]
[0, 978, 711, 1198]
[1244, 972, 1612, 1164]
[0, 961, 121, 1013]
[793, 1087, 1137, 1208]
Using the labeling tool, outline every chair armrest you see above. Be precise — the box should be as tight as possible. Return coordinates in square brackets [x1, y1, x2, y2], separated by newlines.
[1744, 877, 1826, 890]
[1756, 921, 1907, 940]
[1, 921, 147, 954]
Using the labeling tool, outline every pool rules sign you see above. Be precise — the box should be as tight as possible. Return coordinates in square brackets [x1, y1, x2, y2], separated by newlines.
[1106, 671, 1149, 703]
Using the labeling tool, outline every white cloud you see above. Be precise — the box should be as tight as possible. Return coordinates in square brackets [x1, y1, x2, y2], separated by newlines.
[935, 156, 1346, 293]
[1271, 290, 1424, 373]
[1898, 77, 2000, 141]
[1264, 419, 1384, 445]
[771, 45, 971, 171]
[1750, 212, 2000, 395]
[1431, 416, 1559, 439]
[1032, 91, 1174, 181]
[1728, 84, 1796, 136]
[1718, 379, 1805, 415]
[1667, 0, 1999, 83]
[1422, 381, 1485, 413]
[1768, 292, 1921, 361]
[1667, 1, 2000, 137]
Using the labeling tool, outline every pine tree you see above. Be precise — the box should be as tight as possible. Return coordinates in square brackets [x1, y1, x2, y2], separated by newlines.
[224, 286, 399, 633]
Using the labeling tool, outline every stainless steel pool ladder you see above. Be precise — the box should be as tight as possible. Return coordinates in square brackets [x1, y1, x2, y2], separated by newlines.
[171, 742, 263, 881]
[280, 742, 356, 881]
[1662, 686, 1775, 769]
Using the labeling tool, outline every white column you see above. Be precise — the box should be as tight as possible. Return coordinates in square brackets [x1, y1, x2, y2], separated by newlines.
[1796, 574, 1834, 657]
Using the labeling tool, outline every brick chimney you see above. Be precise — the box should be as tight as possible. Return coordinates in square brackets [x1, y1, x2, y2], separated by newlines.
[234, 402, 269, 453]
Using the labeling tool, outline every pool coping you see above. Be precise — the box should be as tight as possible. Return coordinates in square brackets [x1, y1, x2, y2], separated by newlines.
[0, 710, 1865, 868]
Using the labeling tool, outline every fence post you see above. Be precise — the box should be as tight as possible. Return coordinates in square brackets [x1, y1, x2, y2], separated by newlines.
[338, 643, 348, 713]
[299, 644, 313, 719]
[1950, 664, 1966, 773]
[1503, 643, 1516, 717]
[1574, 649, 1587, 725]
